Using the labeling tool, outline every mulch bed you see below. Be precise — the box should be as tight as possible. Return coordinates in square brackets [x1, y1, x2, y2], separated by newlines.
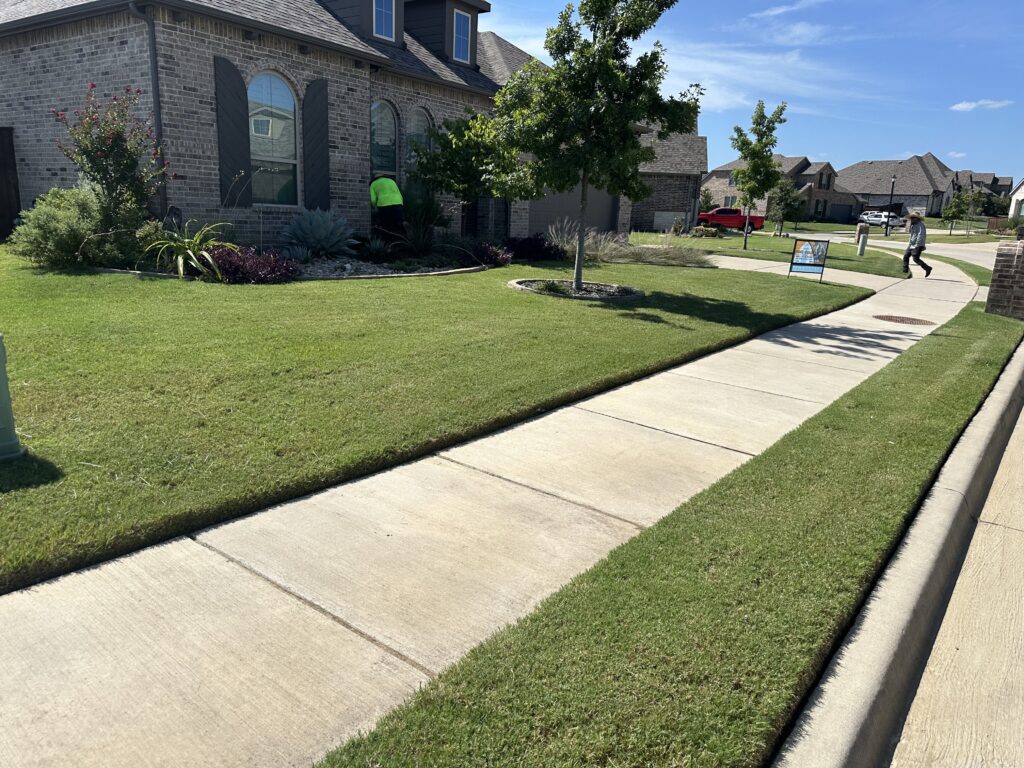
[509, 279, 645, 301]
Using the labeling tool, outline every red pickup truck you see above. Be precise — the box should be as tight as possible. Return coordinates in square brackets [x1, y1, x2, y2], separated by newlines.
[695, 207, 765, 232]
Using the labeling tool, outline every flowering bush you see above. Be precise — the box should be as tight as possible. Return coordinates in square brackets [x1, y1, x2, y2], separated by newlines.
[54, 84, 167, 217]
[210, 247, 301, 284]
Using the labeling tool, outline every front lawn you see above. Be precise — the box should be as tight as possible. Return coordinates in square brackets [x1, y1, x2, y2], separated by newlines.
[631, 231, 907, 278]
[322, 302, 1023, 768]
[0, 251, 869, 593]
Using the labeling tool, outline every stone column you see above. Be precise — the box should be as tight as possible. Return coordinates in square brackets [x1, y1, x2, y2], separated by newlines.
[986, 241, 1024, 320]
[508, 200, 531, 238]
[0, 335, 25, 462]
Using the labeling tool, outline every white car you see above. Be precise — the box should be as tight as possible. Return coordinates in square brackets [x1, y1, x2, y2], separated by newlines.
[859, 211, 904, 228]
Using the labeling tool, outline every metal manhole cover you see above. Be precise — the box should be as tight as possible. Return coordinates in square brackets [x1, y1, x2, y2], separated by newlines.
[873, 314, 936, 326]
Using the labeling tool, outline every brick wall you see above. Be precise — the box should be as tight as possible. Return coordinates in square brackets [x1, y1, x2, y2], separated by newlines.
[986, 241, 1024, 320]
[0, 12, 153, 208]
[152, 8, 492, 242]
[701, 171, 767, 214]
[630, 173, 698, 231]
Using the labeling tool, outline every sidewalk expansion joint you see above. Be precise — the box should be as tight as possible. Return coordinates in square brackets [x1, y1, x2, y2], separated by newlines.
[735, 346, 891, 374]
[663, 371, 831, 405]
[436, 455, 646, 532]
[571, 406, 756, 458]
[977, 519, 1024, 537]
[189, 537, 438, 680]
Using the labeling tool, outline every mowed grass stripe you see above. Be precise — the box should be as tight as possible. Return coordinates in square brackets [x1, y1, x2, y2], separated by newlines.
[321, 303, 1023, 768]
[0, 252, 867, 593]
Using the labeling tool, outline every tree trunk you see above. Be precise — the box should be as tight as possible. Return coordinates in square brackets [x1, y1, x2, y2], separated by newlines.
[949, 220, 954, 235]
[743, 208, 751, 250]
[574, 173, 589, 292]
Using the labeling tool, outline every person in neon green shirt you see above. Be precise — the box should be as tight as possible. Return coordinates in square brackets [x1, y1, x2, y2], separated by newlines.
[369, 174, 404, 241]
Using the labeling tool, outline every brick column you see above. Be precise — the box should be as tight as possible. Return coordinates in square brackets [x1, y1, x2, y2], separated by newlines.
[986, 241, 1024, 320]
[615, 197, 633, 234]
[509, 200, 531, 238]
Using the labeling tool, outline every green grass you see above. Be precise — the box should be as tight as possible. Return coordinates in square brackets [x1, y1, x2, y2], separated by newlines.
[631, 231, 907, 278]
[884, 233, 1004, 244]
[927, 255, 993, 286]
[0, 250, 869, 593]
[321, 302, 1023, 768]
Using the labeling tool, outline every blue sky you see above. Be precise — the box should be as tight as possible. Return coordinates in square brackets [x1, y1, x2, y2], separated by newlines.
[480, 0, 1023, 186]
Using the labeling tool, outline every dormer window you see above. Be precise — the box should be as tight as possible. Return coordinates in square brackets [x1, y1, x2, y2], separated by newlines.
[374, 0, 395, 41]
[453, 10, 471, 64]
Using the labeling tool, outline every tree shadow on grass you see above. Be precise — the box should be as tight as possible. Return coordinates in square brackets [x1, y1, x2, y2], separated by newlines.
[586, 290, 806, 332]
[0, 452, 64, 493]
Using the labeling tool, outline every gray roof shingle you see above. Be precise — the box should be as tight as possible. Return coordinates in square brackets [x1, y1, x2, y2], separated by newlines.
[711, 154, 810, 176]
[0, 0, 534, 96]
[837, 154, 954, 197]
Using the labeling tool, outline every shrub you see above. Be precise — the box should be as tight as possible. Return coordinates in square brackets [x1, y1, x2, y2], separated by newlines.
[473, 242, 513, 267]
[359, 236, 396, 264]
[9, 186, 105, 269]
[210, 246, 300, 284]
[146, 220, 237, 279]
[546, 218, 629, 261]
[690, 225, 722, 238]
[282, 245, 313, 264]
[280, 210, 358, 259]
[504, 233, 566, 262]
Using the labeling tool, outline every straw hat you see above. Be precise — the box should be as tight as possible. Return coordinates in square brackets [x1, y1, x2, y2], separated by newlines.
[907, 211, 924, 220]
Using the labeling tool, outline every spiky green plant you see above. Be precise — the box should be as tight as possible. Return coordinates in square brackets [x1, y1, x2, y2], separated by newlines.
[145, 220, 236, 280]
[280, 210, 359, 259]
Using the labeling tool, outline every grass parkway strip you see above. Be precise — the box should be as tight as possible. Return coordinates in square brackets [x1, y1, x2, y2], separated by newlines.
[320, 302, 1023, 768]
[0, 251, 868, 594]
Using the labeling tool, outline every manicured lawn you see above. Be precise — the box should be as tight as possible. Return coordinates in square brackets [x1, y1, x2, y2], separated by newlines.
[631, 231, 907, 278]
[0, 250, 869, 593]
[321, 302, 1023, 768]
[884, 233, 1005, 244]
[928, 255, 993, 286]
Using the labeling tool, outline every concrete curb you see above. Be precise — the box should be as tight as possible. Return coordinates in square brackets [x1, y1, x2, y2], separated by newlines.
[773, 335, 1024, 768]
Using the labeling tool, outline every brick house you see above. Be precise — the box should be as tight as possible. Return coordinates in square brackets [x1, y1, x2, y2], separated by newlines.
[1011, 180, 1024, 220]
[629, 129, 708, 231]
[702, 154, 862, 222]
[0, 0, 685, 242]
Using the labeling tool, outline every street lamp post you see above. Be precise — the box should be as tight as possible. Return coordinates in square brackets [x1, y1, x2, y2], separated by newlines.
[885, 174, 897, 237]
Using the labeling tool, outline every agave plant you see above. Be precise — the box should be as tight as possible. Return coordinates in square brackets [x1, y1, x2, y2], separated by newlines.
[145, 220, 237, 280]
[280, 210, 359, 259]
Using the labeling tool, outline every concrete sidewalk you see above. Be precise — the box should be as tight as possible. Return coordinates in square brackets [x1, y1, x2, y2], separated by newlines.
[0, 259, 980, 768]
[889, 405, 1024, 767]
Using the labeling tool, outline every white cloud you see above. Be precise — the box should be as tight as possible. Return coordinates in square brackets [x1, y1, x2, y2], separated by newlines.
[948, 151, 967, 159]
[949, 99, 1013, 112]
[750, 0, 828, 19]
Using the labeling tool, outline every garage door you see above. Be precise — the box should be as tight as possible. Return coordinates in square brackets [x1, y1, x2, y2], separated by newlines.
[528, 184, 619, 234]
[830, 204, 853, 223]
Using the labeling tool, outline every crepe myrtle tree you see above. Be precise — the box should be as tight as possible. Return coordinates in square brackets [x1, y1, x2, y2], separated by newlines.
[495, 0, 701, 291]
[730, 100, 787, 250]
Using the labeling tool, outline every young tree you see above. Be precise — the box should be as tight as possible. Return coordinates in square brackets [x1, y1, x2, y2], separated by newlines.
[410, 112, 534, 233]
[699, 187, 715, 213]
[496, 1, 701, 290]
[730, 101, 787, 250]
[765, 178, 803, 235]
[941, 191, 969, 235]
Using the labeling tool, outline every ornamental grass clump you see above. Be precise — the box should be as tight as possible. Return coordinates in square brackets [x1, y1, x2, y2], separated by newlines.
[146, 220, 237, 280]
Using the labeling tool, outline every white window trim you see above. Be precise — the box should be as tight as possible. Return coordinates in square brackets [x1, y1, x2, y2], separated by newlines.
[452, 10, 471, 64]
[373, 0, 396, 42]
[251, 117, 272, 137]
[247, 72, 301, 208]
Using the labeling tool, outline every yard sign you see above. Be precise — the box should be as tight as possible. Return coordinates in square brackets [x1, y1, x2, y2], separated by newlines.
[788, 238, 830, 282]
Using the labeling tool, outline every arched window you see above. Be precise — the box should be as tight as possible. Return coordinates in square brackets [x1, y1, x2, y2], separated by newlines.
[370, 101, 398, 178]
[405, 107, 433, 169]
[248, 73, 298, 205]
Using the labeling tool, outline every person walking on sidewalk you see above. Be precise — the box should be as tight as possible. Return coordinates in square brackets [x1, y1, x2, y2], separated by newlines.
[903, 211, 932, 278]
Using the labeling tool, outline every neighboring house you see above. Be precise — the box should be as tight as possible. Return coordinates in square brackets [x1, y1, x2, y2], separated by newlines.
[0, 0, 679, 241]
[1011, 179, 1024, 219]
[702, 155, 861, 222]
[630, 129, 708, 231]
[837, 154, 1015, 218]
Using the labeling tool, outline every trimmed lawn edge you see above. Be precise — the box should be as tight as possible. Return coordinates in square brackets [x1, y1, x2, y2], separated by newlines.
[926, 254, 993, 286]
[320, 302, 1024, 768]
[1, 281, 872, 596]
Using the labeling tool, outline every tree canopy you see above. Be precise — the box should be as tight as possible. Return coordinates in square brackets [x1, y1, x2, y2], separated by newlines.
[730, 101, 787, 249]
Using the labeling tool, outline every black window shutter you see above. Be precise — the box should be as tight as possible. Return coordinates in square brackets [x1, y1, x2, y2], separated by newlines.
[214, 56, 252, 208]
[303, 79, 331, 210]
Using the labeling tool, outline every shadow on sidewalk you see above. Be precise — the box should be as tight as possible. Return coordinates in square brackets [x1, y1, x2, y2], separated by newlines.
[760, 323, 922, 363]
